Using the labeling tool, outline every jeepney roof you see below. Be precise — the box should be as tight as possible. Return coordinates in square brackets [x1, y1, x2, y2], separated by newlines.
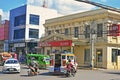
[62, 53, 75, 56]
[50, 53, 75, 56]
[26, 53, 49, 57]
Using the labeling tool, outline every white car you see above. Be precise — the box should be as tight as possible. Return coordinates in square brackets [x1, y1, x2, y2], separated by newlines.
[2, 58, 21, 73]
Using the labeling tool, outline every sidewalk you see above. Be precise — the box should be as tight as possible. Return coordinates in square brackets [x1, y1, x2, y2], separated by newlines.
[77, 66, 106, 70]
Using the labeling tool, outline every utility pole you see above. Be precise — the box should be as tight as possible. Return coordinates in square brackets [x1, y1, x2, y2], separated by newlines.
[90, 28, 95, 69]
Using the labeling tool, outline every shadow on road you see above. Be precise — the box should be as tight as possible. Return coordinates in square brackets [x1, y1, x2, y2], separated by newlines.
[104, 71, 120, 75]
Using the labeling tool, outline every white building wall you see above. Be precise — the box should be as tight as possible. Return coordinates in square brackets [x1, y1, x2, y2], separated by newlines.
[25, 5, 58, 40]
[9, 4, 59, 42]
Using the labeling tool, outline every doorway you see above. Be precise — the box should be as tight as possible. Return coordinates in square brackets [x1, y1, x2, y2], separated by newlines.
[96, 49, 103, 68]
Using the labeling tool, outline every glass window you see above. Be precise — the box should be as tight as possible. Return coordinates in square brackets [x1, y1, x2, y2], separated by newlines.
[112, 49, 118, 62]
[6, 60, 18, 64]
[84, 49, 90, 62]
[55, 30, 59, 33]
[74, 27, 79, 38]
[48, 30, 51, 35]
[85, 25, 90, 38]
[97, 23, 103, 37]
[62, 55, 66, 59]
[14, 29, 25, 39]
[29, 28, 39, 38]
[29, 14, 39, 25]
[65, 28, 69, 35]
[14, 14, 26, 26]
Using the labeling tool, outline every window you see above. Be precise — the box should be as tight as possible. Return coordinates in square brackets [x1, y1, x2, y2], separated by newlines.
[84, 49, 90, 62]
[47, 50, 50, 55]
[74, 27, 79, 38]
[29, 28, 39, 38]
[14, 14, 26, 26]
[48, 30, 51, 35]
[85, 25, 90, 38]
[6, 60, 18, 64]
[14, 29, 25, 39]
[97, 23, 103, 37]
[65, 28, 69, 35]
[29, 14, 39, 25]
[55, 30, 59, 33]
[112, 49, 118, 62]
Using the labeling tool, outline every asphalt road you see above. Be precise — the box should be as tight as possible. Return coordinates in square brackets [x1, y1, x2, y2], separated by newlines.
[0, 65, 120, 80]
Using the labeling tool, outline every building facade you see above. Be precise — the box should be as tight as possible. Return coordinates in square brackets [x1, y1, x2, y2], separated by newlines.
[0, 20, 9, 52]
[0, 9, 2, 24]
[9, 5, 58, 56]
[41, 9, 120, 69]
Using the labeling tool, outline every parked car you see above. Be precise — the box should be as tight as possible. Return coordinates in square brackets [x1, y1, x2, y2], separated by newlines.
[2, 58, 21, 73]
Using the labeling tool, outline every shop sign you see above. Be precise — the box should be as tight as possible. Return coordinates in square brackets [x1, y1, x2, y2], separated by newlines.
[14, 43, 25, 47]
[39, 40, 72, 47]
[108, 24, 120, 36]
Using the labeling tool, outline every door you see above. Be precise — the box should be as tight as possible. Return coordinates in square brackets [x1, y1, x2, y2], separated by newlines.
[96, 49, 103, 68]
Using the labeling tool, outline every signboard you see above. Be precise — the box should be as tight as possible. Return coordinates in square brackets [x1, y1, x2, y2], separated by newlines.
[108, 24, 120, 36]
[14, 43, 25, 47]
[39, 40, 72, 47]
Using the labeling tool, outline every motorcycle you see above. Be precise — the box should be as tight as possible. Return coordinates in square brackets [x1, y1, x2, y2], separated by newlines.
[64, 66, 76, 77]
[27, 66, 39, 76]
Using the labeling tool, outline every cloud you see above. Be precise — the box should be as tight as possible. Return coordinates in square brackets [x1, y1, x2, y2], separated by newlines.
[0, 9, 9, 20]
[0, 9, 2, 15]
[2, 11, 9, 20]
[27, 0, 95, 15]
[0, 0, 96, 20]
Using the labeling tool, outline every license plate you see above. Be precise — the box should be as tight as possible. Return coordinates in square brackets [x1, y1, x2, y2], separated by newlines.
[9, 68, 14, 71]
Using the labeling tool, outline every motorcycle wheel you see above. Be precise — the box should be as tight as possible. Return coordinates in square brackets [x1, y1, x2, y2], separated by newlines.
[65, 70, 71, 77]
[71, 68, 76, 77]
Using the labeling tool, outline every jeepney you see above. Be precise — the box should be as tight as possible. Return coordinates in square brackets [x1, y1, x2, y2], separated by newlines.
[49, 53, 77, 74]
[26, 53, 50, 69]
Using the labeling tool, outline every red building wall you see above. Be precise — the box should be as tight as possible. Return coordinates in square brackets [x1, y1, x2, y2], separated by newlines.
[0, 20, 9, 40]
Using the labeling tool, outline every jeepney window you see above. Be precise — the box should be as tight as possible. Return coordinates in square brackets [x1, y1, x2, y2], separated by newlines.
[67, 56, 74, 60]
[29, 56, 38, 60]
[69, 56, 74, 60]
[67, 56, 69, 60]
[44, 57, 50, 62]
[62, 55, 66, 59]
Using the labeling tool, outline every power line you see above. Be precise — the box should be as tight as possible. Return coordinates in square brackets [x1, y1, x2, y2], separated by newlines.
[75, 0, 120, 13]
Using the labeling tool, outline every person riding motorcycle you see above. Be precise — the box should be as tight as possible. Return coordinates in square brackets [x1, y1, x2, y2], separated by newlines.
[29, 57, 39, 74]
[66, 59, 74, 71]
[66, 59, 75, 72]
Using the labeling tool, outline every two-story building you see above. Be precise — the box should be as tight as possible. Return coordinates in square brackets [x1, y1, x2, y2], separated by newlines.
[39, 9, 120, 69]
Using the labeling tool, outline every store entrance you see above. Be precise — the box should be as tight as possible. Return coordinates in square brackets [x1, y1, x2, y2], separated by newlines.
[96, 49, 103, 68]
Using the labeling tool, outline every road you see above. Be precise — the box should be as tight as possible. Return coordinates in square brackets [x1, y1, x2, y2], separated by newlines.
[0, 65, 120, 80]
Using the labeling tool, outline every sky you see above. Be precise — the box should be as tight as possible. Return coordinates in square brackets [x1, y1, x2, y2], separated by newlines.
[0, 0, 120, 20]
